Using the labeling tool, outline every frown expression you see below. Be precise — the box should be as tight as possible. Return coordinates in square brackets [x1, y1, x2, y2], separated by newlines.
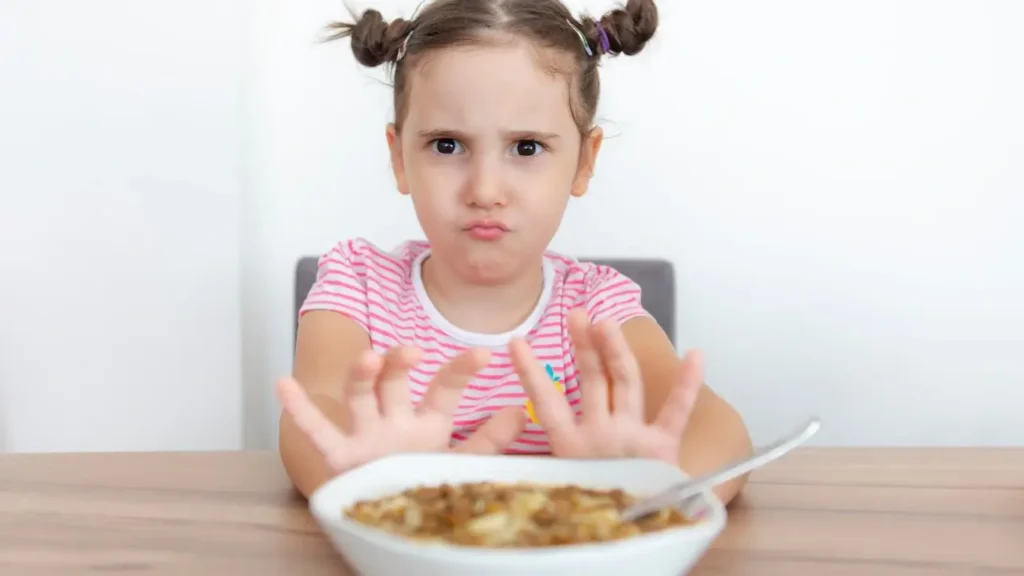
[387, 37, 601, 282]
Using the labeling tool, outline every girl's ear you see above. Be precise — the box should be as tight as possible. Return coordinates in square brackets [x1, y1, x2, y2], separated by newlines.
[386, 123, 410, 195]
[571, 126, 604, 198]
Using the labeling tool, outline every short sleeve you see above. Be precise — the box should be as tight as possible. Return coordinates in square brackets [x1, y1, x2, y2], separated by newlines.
[298, 239, 370, 331]
[580, 264, 651, 325]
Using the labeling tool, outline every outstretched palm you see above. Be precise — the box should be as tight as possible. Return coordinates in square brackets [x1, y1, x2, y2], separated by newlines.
[510, 308, 702, 465]
[277, 346, 525, 473]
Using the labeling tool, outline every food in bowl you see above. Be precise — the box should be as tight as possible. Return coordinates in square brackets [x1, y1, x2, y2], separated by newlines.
[344, 480, 697, 547]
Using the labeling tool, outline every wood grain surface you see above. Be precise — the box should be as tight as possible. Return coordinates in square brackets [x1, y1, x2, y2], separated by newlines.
[1, 448, 1022, 575]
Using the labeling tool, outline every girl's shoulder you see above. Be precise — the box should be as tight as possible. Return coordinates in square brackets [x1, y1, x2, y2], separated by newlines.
[543, 250, 648, 324]
[300, 238, 429, 329]
[542, 249, 643, 307]
[316, 237, 429, 276]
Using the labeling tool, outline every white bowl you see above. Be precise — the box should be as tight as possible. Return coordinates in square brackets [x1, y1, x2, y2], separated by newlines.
[309, 453, 727, 576]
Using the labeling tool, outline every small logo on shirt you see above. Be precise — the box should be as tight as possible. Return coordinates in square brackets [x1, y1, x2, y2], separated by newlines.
[545, 363, 561, 383]
[525, 364, 563, 425]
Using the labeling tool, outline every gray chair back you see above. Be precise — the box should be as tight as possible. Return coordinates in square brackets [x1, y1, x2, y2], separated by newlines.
[294, 256, 675, 345]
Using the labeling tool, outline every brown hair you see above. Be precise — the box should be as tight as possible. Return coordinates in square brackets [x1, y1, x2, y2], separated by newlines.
[324, 0, 658, 133]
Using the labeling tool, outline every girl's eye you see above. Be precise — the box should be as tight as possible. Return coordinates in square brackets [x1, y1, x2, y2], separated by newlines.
[431, 138, 463, 155]
[512, 140, 544, 157]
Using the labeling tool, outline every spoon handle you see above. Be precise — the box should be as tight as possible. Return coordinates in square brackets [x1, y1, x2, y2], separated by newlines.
[621, 417, 821, 521]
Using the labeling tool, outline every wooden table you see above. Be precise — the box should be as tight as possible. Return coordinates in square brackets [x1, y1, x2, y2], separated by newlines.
[1, 449, 1021, 575]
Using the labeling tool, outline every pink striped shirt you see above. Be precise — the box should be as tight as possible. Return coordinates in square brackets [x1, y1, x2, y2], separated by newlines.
[299, 238, 651, 454]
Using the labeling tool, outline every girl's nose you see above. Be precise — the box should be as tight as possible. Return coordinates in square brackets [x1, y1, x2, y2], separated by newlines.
[463, 157, 507, 208]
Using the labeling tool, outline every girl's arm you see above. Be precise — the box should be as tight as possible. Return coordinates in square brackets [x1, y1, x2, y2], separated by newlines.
[278, 310, 370, 498]
[620, 316, 753, 505]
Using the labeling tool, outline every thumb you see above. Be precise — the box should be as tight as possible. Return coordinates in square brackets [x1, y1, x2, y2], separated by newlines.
[453, 407, 526, 455]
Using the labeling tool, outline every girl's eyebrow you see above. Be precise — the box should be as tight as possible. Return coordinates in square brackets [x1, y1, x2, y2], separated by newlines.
[417, 128, 468, 141]
[416, 128, 561, 141]
[506, 130, 561, 141]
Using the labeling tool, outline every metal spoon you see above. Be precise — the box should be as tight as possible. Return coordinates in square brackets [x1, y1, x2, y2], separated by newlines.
[620, 417, 822, 522]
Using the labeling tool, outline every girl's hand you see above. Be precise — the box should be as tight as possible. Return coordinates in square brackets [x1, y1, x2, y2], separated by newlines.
[276, 346, 526, 474]
[510, 309, 702, 464]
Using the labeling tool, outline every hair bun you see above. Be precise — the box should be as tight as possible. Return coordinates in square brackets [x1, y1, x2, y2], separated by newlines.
[584, 0, 658, 57]
[325, 9, 412, 68]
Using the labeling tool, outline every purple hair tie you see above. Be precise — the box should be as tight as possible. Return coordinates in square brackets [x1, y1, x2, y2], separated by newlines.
[595, 22, 611, 54]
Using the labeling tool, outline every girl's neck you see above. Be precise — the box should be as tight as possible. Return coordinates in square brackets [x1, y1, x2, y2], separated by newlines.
[420, 254, 546, 336]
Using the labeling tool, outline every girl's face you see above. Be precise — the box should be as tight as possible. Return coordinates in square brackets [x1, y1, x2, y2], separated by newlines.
[387, 38, 602, 284]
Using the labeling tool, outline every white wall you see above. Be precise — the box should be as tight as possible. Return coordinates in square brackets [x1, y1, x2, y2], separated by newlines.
[2, 1, 1021, 453]
[0, 1, 244, 452]
[241, 0, 1024, 449]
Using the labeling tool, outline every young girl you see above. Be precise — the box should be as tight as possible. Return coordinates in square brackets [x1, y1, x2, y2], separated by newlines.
[277, 0, 753, 504]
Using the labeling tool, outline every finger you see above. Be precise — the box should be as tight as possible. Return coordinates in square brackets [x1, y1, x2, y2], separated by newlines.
[275, 376, 356, 470]
[594, 317, 645, 420]
[345, 351, 384, 431]
[453, 407, 526, 454]
[567, 308, 609, 422]
[417, 347, 490, 417]
[509, 337, 577, 442]
[377, 346, 421, 418]
[653, 350, 704, 436]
